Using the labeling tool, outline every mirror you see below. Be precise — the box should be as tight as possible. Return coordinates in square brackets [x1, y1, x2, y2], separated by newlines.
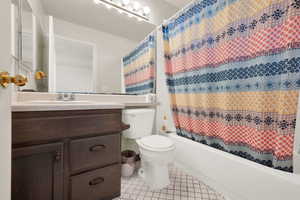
[12, 0, 48, 92]
[14, 0, 166, 94]
[55, 36, 95, 93]
[21, 0, 33, 70]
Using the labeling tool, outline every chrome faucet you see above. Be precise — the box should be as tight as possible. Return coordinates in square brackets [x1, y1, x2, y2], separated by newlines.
[70, 93, 75, 101]
[57, 93, 76, 101]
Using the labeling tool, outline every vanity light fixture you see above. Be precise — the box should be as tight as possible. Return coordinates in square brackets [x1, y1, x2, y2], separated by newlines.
[94, 0, 151, 21]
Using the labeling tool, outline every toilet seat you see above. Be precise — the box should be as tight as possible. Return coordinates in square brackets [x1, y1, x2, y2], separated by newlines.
[138, 135, 175, 152]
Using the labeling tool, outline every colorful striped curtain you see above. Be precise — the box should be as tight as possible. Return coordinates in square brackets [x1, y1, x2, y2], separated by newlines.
[123, 34, 156, 94]
[163, 0, 300, 172]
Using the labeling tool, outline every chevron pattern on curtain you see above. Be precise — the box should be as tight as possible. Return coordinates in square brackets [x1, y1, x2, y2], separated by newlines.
[163, 0, 300, 172]
[123, 34, 156, 95]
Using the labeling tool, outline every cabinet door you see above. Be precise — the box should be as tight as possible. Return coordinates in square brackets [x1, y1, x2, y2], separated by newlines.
[12, 143, 64, 200]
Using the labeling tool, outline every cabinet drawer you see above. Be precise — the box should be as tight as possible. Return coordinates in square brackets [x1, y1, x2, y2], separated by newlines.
[71, 164, 121, 200]
[70, 134, 120, 173]
[12, 110, 122, 145]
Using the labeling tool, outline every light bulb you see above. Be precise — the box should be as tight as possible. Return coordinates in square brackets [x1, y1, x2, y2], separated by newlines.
[133, 1, 140, 11]
[127, 5, 134, 11]
[116, 0, 121, 6]
[122, 0, 130, 6]
[143, 6, 150, 14]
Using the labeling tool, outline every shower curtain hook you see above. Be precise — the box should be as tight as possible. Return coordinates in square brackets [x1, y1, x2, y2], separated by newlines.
[162, 19, 168, 27]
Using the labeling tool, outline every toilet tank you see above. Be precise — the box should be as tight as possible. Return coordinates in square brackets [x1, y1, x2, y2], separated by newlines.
[122, 109, 155, 139]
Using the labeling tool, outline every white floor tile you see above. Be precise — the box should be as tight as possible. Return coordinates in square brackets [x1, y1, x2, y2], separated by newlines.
[114, 166, 225, 200]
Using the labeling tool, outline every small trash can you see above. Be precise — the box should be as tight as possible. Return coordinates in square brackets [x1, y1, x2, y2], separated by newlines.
[121, 150, 136, 177]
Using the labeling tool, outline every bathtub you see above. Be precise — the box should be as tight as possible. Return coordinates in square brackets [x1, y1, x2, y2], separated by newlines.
[155, 29, 300, 200]
[167, 133, 300, 200]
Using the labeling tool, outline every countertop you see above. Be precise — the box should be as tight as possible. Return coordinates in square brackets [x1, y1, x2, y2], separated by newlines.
[11, 102, 158, 112]
[11, 102, 125, 112]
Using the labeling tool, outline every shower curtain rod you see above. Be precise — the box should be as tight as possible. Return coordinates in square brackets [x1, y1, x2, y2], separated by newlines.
[122, 29, 156, 59]
[124, 0, 197, 53]
[157, 0, 199, 31]
[122, 0, 197, 58]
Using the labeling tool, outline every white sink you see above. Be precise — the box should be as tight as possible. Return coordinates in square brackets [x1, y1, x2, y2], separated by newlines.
[22, 100, 97, 105]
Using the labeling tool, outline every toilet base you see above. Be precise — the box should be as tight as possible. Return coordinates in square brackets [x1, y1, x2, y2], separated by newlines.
[138, 162, 170, 190]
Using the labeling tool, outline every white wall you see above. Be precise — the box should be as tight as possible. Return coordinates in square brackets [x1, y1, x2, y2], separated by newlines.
[53, 18, 138, 93]
[0, 0, 11, 200]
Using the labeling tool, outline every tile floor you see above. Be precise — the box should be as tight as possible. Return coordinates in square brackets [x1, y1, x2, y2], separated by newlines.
[114, 166, 225, 200]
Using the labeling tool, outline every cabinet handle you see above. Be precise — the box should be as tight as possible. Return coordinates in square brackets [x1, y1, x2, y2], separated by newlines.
[89, 145, 106, 152]
[89, 177, 104, 186]
[121, 122, 130, 131]
[54, 152, 61, 161]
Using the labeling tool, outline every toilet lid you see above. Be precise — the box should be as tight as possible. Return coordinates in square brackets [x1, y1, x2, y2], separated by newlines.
[138, 135, 175, 151]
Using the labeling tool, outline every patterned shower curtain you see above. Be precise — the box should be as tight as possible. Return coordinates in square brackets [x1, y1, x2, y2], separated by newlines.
[123, 34, 156, 94]
[163, 0, 300, 172]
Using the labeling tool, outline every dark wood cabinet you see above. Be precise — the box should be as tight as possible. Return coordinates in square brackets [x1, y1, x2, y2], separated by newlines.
[12, 109, 128, 200]
[12, 143, 64, 200]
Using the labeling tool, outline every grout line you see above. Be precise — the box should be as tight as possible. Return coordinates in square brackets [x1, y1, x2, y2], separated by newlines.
[114, 166, 225, 200]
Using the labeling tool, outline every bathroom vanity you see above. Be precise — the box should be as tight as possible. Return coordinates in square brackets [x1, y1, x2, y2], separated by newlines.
[11, 106, 129, 200]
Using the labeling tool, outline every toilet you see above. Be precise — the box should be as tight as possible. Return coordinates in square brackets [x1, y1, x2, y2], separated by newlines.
[123, 109, 175, 190]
